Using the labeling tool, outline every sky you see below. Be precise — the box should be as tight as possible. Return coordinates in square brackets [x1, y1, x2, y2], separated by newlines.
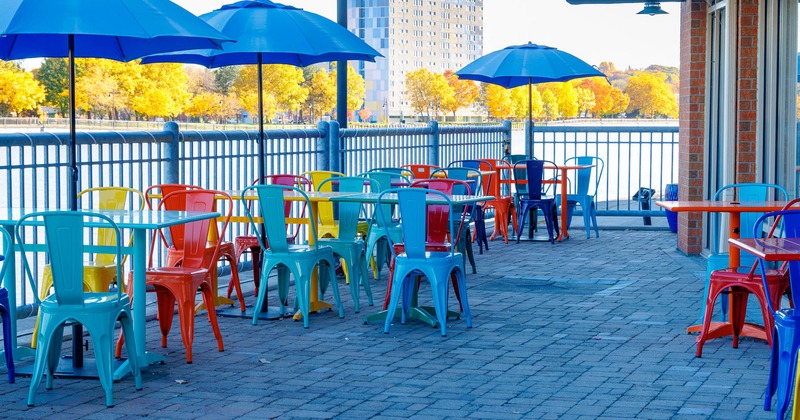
[173, 0, 681, 70]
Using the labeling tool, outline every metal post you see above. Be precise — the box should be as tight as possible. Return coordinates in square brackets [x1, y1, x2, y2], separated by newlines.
[502, 120, 512, 158]
[163, 122, 181, 184]
[336, 0, 348, 129]
[326, 120, 339, 173]
[316, 121, 330, 171]
[428, 120, 439, 166]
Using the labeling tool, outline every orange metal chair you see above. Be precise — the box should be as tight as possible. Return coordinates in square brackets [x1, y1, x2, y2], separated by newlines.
[131, 189, 228, 363]
[146, 184, 245, 312]
[233, 175, 312, 298]
[401, 164, 440, 179]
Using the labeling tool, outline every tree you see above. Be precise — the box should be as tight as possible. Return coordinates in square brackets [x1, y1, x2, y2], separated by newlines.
[75, 59, 120, 119]
[130, 63, 191, 119]
[303, 67, 336, 121]
[541, 89, 559, 120]
[405, 68, 454, 119]
[575, 86, 596, 118]
[0, 61, 45, 116]
[483, 83, 513, 120]
[625, 71, 678, 118]
[330, 64, 366, 120]
[554, 82, 579, 118]
[214, 66, 239, 94]
[510, 85, 543, 121]
[234, 64, 307, 123]
[579, 77, 629, 117]
[34, 58, 71, 115]
[443, 69, 479, 117]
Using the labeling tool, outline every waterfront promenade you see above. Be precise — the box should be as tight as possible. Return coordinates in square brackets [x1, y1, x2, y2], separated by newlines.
[0, 225, 780, 419]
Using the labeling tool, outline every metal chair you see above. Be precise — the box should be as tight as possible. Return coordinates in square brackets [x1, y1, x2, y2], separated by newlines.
[513, 159, 559, 243]
[300, 170, 345, 239]
[401, 163, 440, 179]
[243, 184, 343, 328]
[377, 188, 472, 336]
[361, 170, 409, 280]
[0, 228, 14, 383]
[433, 166, 487, 256]
[18, 211, 141, 407]
[560, 156, 604, 239]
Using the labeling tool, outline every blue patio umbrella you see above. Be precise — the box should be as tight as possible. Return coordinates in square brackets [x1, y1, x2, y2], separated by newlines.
[456, 42, 605, 152]
[142, 0, 382, 182]
[0, 0, 232, 210]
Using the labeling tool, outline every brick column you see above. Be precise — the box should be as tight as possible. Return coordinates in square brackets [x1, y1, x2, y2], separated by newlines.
[678, 0, 708, 254]
[736, 0, 759, 182]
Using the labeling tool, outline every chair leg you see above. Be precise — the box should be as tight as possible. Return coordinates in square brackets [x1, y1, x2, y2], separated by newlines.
[225, 255, 246, 312]
[119, 312, 142, 391]
[155, 288, 176, 349]
[696, 285, 723, 358]
[200, 285, 225, 353]
[765, 327, 779, 410]
[1, 307, 14, 383]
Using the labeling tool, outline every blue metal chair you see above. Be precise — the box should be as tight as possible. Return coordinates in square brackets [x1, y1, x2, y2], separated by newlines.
[0, 228, 14, 383]
[378, 188, 472, 336]
[243, 184, 343, 328]
[757, 202, 800, 419]
[704, 183, 789, 323]
[17, 211, 141, 407]
[514, 159, 558, 243]
[317, 176, 376, 313]
[559, 156, 604, 239]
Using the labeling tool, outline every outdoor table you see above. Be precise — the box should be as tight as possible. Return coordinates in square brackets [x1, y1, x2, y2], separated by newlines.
[497, 162, 594, 242]
[0, 207, 219, 380]
[331, 192, 493, 326]
[655, 200, 787, 340]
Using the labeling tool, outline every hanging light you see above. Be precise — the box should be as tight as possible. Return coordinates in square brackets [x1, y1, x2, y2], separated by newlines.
[638, 2, 668, 15]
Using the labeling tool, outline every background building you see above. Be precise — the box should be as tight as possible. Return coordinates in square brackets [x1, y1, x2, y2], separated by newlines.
[348, 0, 484, 123]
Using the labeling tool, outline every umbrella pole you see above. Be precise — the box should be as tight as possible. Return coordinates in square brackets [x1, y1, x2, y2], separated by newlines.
[527, 79, 533, 158]
[68, 35, 78, 212]
[257, 53, 265, 182]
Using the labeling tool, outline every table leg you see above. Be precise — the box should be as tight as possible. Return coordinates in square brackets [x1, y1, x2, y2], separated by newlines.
[114, 228, 163, 380]
[557, 168, 570, 241]
[293, 201, 332, 321]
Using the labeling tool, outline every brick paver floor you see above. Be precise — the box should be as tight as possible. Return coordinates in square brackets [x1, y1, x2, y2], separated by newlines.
[0, 228, 782, 419]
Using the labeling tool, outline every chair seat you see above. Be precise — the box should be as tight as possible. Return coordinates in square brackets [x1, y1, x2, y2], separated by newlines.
[146, 266, 210, 280]
[40, 292, 130, 310]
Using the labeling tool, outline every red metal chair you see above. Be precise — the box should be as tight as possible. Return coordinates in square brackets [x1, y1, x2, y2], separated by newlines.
[118, 189, 229, 363]
[696, 199, 795, 358]
[401, 164, 440, 179]
[232, 175, 312, 298]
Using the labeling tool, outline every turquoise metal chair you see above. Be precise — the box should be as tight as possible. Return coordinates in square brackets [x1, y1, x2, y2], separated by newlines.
[17, 211, 141, 407]
[378, 188, 472, 336]
[317, 176, 375, 313]
[0, 228, 14, 383]
[704, 183, 789, 323]
[757, 202, 800, 419]
[559, 156, 604, 239]
[243, 184, 343, 328]
[361, 170, 408, 280]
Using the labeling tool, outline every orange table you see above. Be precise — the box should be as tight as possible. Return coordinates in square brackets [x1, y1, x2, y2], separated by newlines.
[496, 162, 593, 242]
[655, 200, 787, 340]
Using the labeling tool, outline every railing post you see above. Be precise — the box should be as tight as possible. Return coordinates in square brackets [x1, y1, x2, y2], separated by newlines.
[428, 120, 439, 166]
[163, 122, 180, 184]
[503, 120, 513, 158]
[321, 120, 333, 172]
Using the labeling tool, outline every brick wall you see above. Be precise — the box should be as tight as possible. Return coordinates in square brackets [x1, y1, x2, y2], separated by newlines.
[678, 0, 708, 254]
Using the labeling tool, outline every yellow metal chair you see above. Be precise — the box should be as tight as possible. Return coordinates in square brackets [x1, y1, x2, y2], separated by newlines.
[300, 170, 345, 239]
[32, 186, 144, 348]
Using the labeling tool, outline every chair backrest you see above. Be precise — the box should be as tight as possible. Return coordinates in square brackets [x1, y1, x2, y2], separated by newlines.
[432, 166, 483, 196]
[157, 189, 230, 270]
[401, 164, 440, 179]
[369, 167, 413, 179]
[0, 228, 11, 287]
[378, 188, 458, 259]
[17, 211, 123, 307]
[77, 186, 145, 266]
[318, 176, 374, 240]
[506, 154, 528, 164]
[449, 159, 494, 197]
[144, 183, 204, 253]
[244, 175, 312, 240]
[755, 198, 800, 313]
[410, 178, 470, 245]
[711, 183, 789, 253]
[300, 171, 344, 232]
[243, 184, 319, 253]
[564, 156, 604, 197]
[514, 160, 546, 200]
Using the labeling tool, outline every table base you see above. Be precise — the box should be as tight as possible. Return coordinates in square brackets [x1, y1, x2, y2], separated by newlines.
[686, 321, 768, 342]
[216, 305, 294, 320]
[113, 351, 164, 381]
[363, 306, 460, 326]
[15, 356, 126, 380]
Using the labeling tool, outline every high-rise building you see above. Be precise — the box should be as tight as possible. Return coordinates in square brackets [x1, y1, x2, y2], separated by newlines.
[348, 0, 483, 123]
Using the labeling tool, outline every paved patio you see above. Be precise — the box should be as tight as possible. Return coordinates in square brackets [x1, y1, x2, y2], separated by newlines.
[0, 221, 784, 419]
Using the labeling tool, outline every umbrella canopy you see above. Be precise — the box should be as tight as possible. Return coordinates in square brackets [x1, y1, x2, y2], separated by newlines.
[456, 42, 605, 152]
[141, 0, 382, 181]
[0, 0, 232, 210]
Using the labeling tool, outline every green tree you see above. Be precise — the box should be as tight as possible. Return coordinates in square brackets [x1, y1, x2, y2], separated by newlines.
[214, 66, 239, 94]
[34, 58, 72, 115]
[625, 71, 678, 118]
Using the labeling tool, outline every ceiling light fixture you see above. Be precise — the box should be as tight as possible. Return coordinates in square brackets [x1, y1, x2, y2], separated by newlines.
[638, 2, 668, 15]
